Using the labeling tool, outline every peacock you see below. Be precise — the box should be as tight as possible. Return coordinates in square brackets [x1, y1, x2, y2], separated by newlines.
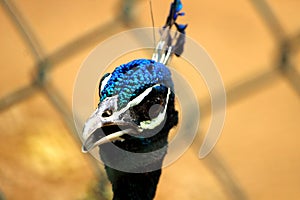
[81, 0, 187, 199]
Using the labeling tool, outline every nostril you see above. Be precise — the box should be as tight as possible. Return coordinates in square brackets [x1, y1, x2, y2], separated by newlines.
[102, 109, 113, 118]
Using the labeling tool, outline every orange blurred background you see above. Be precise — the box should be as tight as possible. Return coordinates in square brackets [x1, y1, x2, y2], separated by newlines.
[0, 0, 299, 200]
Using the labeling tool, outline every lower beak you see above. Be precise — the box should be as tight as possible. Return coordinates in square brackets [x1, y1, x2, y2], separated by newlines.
[82, 127, 133, 153]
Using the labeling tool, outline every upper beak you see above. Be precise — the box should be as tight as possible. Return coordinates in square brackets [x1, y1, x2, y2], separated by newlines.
[81, 108, 138, 153]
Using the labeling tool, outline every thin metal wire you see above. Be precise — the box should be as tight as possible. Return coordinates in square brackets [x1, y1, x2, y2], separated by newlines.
[42, 80, 108, 192]
[250, 0, 300, 94]
[276, 42, 300, 95]
[225, 68, 279, 106]
[0, 84, 38, 111]
[281, 65, 300, 96]
[290, 32, 300, 51]
[199, 68, 279, 118]
[205, 151, 249, 200]
[191, 131, 249, 200]
[149, 0, 157, 47]
[250, 0, 286, 42]
[0, 190, 5, 200]
[46, 16, 124, 71]
[42, 81, 78, 137]
[0, 0, 45, 61]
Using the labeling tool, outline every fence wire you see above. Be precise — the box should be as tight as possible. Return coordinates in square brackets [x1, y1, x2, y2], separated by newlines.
[0, 0, 299, 200]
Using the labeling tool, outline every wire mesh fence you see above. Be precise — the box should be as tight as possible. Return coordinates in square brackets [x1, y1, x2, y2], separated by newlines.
[0, 0, 299, 199]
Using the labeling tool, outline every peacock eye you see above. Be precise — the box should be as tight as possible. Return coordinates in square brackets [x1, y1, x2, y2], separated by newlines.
[154, 97, 162, 104]
[102, 109, 113, 118]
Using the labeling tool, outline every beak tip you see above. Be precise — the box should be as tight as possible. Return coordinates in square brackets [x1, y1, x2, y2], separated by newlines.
[81, 145, 88, 153]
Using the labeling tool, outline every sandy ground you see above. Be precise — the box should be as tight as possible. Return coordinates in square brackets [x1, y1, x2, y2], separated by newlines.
[0, 0, 299, 200]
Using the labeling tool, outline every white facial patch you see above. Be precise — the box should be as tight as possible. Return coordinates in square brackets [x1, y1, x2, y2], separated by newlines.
[139, 87, 171, 130]
[100, 74, 112, 92]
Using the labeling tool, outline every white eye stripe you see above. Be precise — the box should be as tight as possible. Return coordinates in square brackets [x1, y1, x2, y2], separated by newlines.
[127, 84, 160, 108]
[100, 74, 112, 92]
[115, 84, 160, 115]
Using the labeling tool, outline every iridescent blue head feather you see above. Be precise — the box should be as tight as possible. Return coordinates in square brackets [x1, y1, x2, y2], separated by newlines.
[100, 59, 174, 109]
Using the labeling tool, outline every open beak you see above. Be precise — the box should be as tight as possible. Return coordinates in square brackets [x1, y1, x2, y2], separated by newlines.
[81, 108, 139, 153]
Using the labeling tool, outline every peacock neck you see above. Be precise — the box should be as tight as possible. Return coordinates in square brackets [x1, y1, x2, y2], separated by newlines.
[105, 166, 163, 200]
[100, 135, 168, 200]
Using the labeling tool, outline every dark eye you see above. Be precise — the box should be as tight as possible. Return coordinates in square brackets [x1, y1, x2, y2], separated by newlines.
[102, 109, 113, 118]
[154, 97, 162, 104]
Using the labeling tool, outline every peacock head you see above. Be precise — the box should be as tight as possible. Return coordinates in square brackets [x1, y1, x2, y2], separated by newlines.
[81, 59, 178, 154]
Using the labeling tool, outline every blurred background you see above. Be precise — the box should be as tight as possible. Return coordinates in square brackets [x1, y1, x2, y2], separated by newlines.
[0, 0, 299, 199]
